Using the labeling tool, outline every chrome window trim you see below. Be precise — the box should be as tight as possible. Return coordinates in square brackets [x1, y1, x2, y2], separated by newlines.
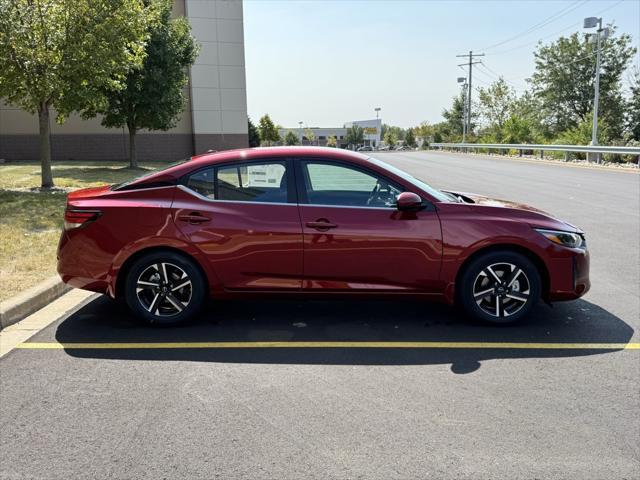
[177, 185, 406, 210]
[300, 203, 396, 211]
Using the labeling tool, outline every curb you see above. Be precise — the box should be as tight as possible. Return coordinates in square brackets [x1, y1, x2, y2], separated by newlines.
[0, 276, 71, 330]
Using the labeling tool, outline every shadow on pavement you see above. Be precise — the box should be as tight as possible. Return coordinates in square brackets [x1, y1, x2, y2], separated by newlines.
[51, 296, 634, 373]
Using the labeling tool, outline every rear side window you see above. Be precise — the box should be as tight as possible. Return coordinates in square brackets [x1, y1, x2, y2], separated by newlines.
[186, 168, 215, 198]
[184, 161, 289, 204]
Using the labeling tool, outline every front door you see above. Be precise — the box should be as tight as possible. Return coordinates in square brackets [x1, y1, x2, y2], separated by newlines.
[172, 158, 303, 290]
[295, 160, 442, 292]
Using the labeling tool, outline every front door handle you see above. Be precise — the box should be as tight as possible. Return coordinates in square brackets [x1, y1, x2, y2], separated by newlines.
[306, 219, 337, 231]
[178, 212, 211, 224]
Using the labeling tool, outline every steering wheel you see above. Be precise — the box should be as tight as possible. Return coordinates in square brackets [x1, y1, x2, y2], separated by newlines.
[366, 181, 387, 206]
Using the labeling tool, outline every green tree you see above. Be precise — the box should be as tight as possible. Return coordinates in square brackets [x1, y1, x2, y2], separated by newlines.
[0, 0, 149, 187]
[345, 124, 364, 147]
[326, 135, 337, 147]
[626, 68, 640, 141]
[258, 114, 280, 146]
[247, 117, 260, 147]
[384, 129, 398, 148]
[530, 27, 636, 140]
[556, 112, 610, 146]
[442, 93, 477, 139]
[477, 77, 516, 139]
[284, 130, 299, 145]
[414, 122, 434, 145]
[304, 127, 315, 145]
[404, 128, 416, 148]
[381, 124, 406, 142]
[92, 0, 198, 168]
[501, 115, 536, 144]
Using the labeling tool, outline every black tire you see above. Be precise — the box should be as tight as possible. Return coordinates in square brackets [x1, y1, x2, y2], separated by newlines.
[124, 251, 207, 326]
[459, 250, 541, 325]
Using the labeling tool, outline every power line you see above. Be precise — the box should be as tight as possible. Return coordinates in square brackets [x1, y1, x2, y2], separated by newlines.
[480, 0, 588, 52]
[487, 0, 625, 56]
[476, 63, 528, 90]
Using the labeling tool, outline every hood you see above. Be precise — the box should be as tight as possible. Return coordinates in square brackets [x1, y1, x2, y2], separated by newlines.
[443, 190, 582, 233]
[445, 190, 550, 215]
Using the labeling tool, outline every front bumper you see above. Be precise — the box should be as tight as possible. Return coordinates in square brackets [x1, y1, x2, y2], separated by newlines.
[547, 247, 590, 301]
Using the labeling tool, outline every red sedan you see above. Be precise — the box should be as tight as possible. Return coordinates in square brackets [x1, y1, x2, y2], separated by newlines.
[57, 147, 590, 325]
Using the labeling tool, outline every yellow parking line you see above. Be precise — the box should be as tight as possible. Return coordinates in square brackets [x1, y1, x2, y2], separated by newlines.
[15, 341, 640, 350]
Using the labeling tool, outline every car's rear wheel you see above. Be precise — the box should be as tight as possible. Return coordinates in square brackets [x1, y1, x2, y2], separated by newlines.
[459, 251, 541, 325]
[124, 251, 206, 325]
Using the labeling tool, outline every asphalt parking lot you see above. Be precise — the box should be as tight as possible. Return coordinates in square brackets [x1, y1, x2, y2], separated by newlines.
[1, 151, 639, 479]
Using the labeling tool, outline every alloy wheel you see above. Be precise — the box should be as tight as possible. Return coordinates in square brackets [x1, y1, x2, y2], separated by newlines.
[472, 262, 531, 318]
[135, 262, 193, 317]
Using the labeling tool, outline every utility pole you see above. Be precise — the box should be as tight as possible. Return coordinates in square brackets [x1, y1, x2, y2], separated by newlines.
[456, 51, 484, 139]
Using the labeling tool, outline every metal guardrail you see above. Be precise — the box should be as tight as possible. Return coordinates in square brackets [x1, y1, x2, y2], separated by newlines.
[430, 142, 640, 156]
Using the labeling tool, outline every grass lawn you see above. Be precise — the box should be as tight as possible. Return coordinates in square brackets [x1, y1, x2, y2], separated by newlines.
[0, 161, 168, 302]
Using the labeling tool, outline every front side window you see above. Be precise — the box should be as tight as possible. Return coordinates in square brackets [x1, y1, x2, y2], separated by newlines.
[302, 161, 404, 208]
[185, 161, 289, 204]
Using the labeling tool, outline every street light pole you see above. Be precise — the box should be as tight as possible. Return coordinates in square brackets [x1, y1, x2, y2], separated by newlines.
[457, 77, 467, 143]
[374, 107, 381, 148]
[584, 16, 609, 163]
[592, 19, 603, 147]
[298, 121, 303, 145]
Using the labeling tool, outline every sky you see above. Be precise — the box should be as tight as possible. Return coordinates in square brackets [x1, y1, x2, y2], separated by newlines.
[243, 0, 640, 129]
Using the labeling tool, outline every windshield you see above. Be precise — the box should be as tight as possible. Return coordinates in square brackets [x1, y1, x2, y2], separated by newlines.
[366, 156, 451, 202]
[111, 157, 191, 190]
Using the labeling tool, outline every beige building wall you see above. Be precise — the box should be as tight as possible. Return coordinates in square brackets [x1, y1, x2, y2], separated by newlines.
[0, 0, 248, 161]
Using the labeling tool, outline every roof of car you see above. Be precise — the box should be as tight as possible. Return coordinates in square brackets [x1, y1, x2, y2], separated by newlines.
[190, 146, 370, 165]
[125, 147, 373, 187]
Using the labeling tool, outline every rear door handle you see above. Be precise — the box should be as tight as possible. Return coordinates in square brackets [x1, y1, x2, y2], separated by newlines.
[306, 220, 337, 231]
[178, 212, 211, 224]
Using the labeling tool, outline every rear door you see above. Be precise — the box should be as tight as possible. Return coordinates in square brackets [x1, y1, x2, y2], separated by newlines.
[295, 159, 442, 292]
[172, 158, 303, 290]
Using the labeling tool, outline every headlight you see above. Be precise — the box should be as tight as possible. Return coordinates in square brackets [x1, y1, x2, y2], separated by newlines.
[535, 229, 585, 249]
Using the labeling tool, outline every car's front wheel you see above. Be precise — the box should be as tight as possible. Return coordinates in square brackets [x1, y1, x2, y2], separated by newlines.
[124, 251, 206, 325]
[459, 251, 541, 325]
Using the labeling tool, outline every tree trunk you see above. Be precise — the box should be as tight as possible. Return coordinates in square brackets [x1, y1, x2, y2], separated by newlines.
[38, 103, 54, 188]
[128, 124, 138, 168]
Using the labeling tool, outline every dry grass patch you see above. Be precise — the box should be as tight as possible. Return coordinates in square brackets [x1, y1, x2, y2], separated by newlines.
[0, 161, 166, 302]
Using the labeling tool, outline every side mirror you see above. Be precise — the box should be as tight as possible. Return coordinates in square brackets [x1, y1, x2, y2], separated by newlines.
[396, 192, 423, 211]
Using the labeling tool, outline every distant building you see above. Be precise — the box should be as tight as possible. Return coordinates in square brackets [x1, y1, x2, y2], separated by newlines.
[279, 119, 382, 148]
[278, 127, 348, 147]
[344, 119, 382, 147]
[0, 0, 248, 161]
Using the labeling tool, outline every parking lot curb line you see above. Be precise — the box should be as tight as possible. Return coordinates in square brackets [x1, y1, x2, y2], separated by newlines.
[0, 290, 97, 358]
[0, 276, 71, 330]
[14, 341, 640, 350]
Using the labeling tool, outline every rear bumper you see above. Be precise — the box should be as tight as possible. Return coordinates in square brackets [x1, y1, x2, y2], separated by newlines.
[57, 230, 110, 294]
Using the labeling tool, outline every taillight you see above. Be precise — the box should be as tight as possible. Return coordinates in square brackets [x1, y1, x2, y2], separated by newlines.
[63, 210, 101, 230]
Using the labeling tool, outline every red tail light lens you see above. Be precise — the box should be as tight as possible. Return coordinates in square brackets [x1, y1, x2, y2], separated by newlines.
[64, 210, 101, 230]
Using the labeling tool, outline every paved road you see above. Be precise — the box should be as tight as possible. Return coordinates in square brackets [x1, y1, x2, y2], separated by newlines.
[1, 152, 639, 479]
